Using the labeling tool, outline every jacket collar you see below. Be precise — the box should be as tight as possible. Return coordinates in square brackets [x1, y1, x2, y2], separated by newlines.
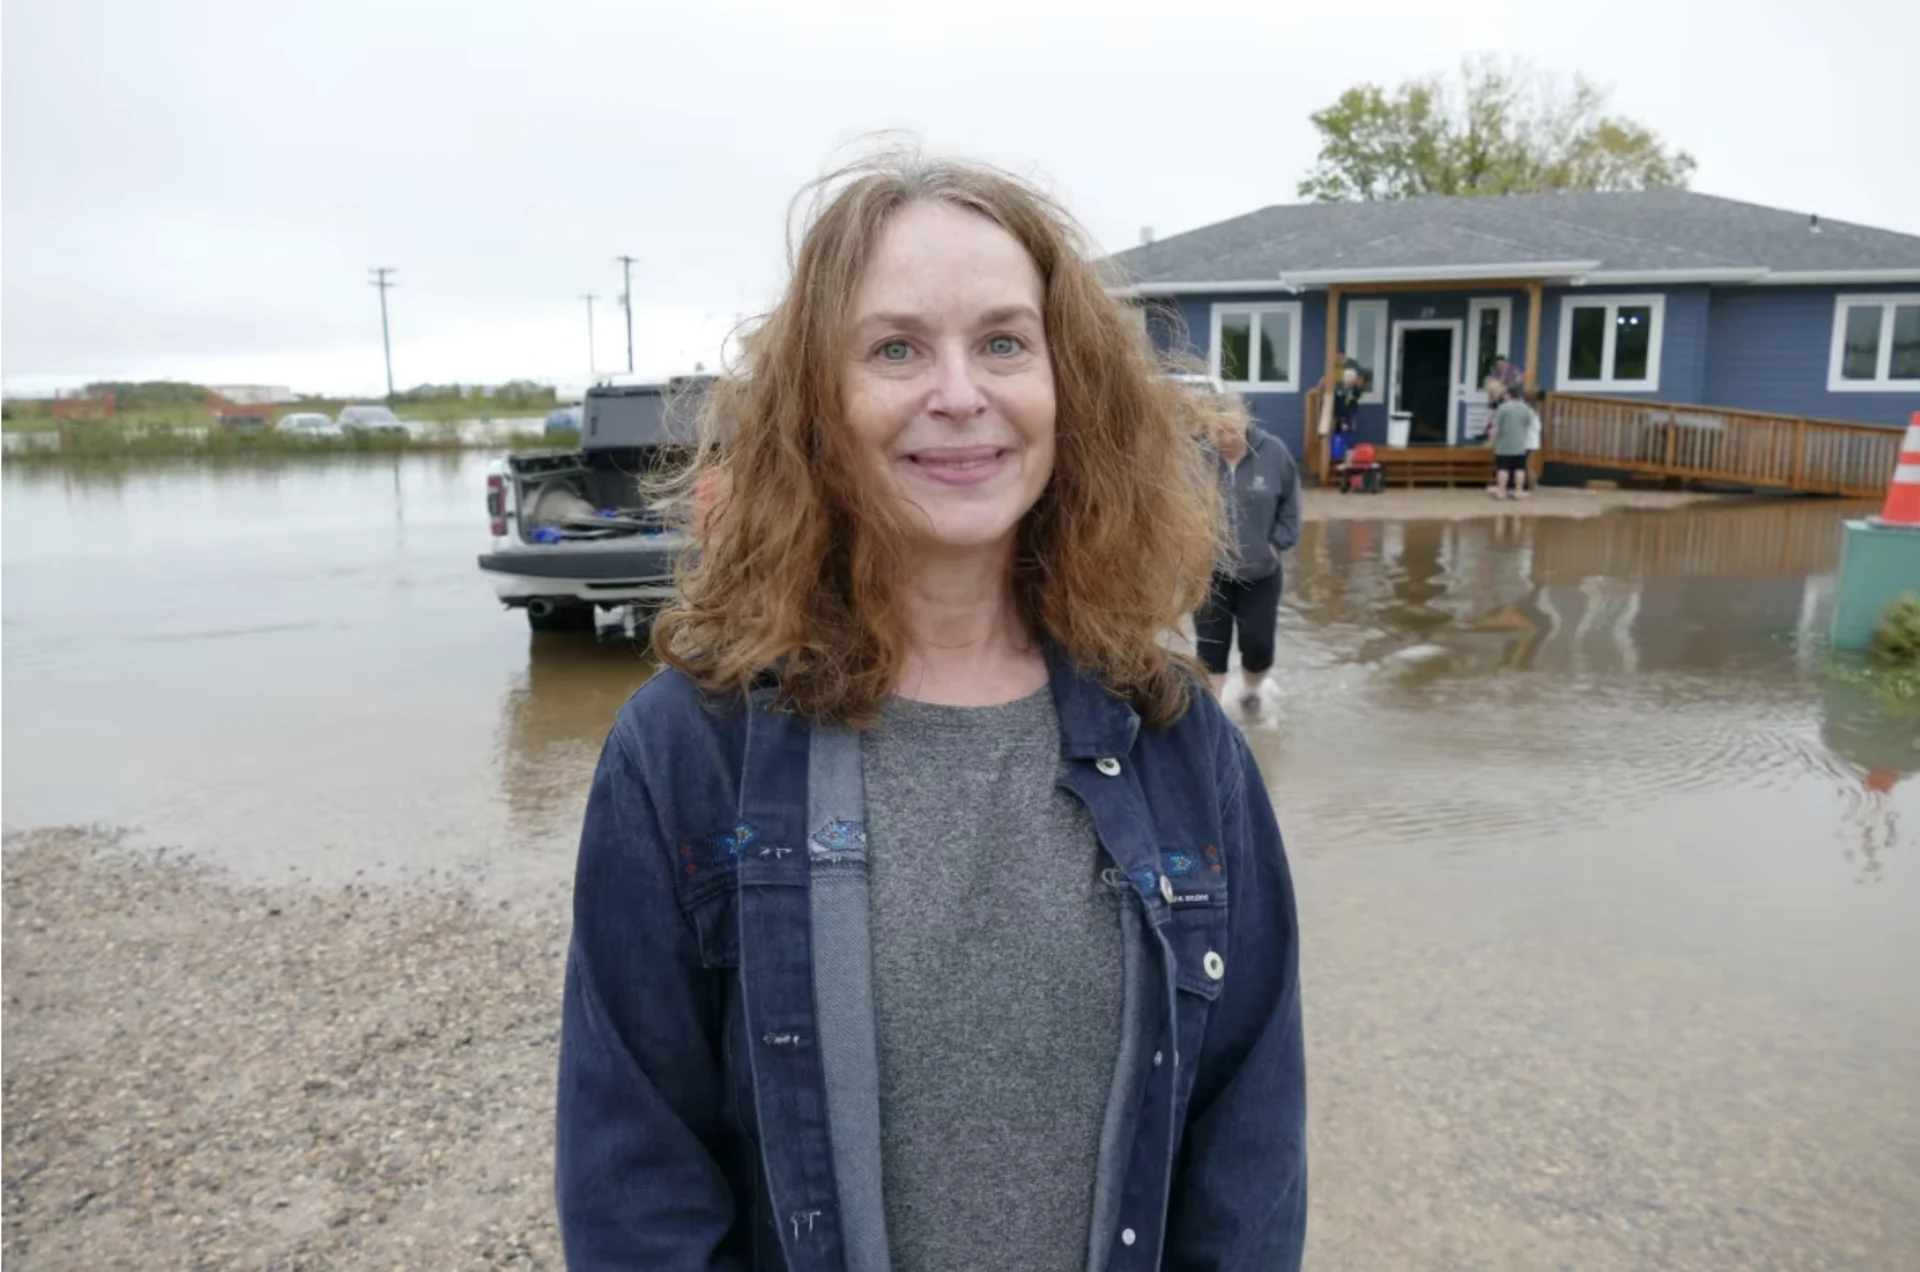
[1045, 643, 1142, 760]
[742, 646, 1144, 764]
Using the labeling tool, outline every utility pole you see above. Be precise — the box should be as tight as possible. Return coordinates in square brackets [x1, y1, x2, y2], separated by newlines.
[368, 267, 397, 402]
[615, 254, 636, 372]
[581, 293, 597, 378]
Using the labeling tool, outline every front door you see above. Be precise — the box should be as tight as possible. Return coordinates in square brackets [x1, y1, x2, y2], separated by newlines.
[1392, 321, 1462, 445]
[1464, 298, 1514, 442]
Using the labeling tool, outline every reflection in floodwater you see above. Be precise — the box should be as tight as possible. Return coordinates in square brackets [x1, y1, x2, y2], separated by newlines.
[495, 633, 656, 837]
[1, 457, 1912, 891]
[1257, 500, 1915, 883]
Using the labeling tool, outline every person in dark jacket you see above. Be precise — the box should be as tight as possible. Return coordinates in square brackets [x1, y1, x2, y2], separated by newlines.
[555, 151, 1307, 1272]
[1194, 392, 1302, 713]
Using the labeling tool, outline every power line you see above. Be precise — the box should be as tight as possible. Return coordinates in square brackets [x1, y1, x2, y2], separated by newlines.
[581, 294, 597, 378]
[368, 267, 398, 401]
[615, 254, 636, 373]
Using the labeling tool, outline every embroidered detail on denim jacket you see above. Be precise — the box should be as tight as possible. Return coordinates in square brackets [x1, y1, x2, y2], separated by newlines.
[678, 820, 761, 875]
[1162, 851, 1197, 877]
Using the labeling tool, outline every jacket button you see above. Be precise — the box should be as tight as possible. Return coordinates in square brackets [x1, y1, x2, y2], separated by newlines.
[1121, 1228, 1137, 1246]
[1159, 875, 1176, 904]
[1152, 1050, 1163, 1067]
[1204, 950, 1225, 980]
[1095, 757, 1122, 776]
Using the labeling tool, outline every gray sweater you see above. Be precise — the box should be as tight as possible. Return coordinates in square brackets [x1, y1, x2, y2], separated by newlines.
[1219, 426, 1302, 581]
[863, 689, 1121, 1272]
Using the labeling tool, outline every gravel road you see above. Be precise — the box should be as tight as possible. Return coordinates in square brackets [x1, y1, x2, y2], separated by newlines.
[3, 828, 568, 1269]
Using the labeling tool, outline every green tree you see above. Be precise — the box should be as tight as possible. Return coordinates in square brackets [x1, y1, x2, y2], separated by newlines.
[1298, 57, 1696, 202]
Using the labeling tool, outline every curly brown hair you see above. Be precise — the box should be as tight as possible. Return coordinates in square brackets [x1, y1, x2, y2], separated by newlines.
[652, 150, 1222, 728]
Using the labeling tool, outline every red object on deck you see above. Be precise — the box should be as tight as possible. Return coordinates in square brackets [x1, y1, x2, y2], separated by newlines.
[1878, 413, 1920, 527]
[1350, 443, 1377, 466]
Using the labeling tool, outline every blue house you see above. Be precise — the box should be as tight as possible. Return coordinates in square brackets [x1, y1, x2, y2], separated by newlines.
[1107, 190, 1920, 488]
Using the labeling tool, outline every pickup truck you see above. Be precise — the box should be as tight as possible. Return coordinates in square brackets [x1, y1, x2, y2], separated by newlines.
[478, 375, 710, 632]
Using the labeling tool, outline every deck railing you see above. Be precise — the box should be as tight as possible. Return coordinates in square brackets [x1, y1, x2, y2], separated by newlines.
[1544, 393, 1902, 497]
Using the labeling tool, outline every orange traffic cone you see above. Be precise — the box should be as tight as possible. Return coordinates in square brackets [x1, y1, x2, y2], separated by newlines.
[1878, 413, 1920, 527]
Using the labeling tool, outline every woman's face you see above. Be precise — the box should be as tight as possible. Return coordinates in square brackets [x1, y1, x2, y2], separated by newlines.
[843, 200, 1057, 561]
[1211, 414, 1248, 458]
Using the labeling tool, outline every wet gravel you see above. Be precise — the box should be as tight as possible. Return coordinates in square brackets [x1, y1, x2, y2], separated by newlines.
[2, 828, 568, 1269]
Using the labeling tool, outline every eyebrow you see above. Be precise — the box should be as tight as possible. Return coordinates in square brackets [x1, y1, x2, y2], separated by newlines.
[853, 304, 1044, 333]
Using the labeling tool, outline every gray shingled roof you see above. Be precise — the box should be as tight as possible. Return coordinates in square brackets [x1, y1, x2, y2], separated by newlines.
[1106, 190, 1920, 285]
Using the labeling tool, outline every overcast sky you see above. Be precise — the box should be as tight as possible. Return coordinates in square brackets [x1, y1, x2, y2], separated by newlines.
[5, 0, 1918, 399]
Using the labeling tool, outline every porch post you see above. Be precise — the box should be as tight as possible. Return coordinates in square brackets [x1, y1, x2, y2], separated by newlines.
[1525, 279, 1546, 484]
[1325, 285, 1343, 390]
[1524, 280, 1543, 393]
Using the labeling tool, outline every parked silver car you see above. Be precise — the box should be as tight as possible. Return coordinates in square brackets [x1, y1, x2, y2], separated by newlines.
[337, 405, 410, 437]
[275, 411, 344, 439]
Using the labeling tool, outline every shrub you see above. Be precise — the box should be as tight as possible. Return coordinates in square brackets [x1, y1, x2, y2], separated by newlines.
[1870, 592, 1920, 667]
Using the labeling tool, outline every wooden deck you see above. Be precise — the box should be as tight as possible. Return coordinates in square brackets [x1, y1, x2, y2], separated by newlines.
[1304, 389, 1513, 489]
[1542, 394, 1902, 498]
[1327, 446, 1496, 488]
[1302, 388, 1904, 497]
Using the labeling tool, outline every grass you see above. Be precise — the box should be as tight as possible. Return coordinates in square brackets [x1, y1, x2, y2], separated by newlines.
[1825, 656, 1920, 710]
[1823, 593, 1920, 713]
[2, 399, 551, 434]
[4, 425, 566, 463]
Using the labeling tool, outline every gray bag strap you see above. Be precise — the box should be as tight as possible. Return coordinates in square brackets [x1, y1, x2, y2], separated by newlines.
[807, 722, 893, 1272]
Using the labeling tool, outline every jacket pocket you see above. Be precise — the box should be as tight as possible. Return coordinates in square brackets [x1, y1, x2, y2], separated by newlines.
[675, 820, 759, 969]
[1166, 918, 1227, 1002]
[682, 884, 740, 970]
[1160, 847, 1229, 1002]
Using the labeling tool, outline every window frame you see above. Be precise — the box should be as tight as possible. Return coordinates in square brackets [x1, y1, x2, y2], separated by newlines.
[1343, 299, 1388, 404]
[1826, 293, 1920, 392]
[1555, 293, 1666, 393]
[1210, 301, 1303, 393]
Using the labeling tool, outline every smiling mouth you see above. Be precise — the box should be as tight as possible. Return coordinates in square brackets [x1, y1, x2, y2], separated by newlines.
[908, 451, 1004, 470]
[899, 447, 1011, 487]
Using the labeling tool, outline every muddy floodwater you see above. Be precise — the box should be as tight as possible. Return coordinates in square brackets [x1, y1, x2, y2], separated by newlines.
[5, 454, 1919, 1268]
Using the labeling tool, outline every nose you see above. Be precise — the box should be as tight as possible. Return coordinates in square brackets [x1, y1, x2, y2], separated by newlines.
[925, 342, 988, 422]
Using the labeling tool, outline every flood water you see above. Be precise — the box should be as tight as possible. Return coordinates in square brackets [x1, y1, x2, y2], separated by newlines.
[5, 455, 1919, 1267]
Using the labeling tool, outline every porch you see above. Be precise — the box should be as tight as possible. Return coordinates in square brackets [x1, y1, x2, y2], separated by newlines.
[1304, 273, 1549, 489]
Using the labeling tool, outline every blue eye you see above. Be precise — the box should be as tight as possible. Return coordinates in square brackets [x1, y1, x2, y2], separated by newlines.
[876, 339, 914, 363]
[986, 334, 1025, 357]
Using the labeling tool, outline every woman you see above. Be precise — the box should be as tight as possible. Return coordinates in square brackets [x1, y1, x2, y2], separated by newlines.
[1489, 387, 1533, 500]
[1194, 393, 1301, 712]
[556, 152, 1306, 1272]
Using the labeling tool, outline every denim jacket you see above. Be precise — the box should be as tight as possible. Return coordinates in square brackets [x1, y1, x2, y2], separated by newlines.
[556, 648, 1307, 1270]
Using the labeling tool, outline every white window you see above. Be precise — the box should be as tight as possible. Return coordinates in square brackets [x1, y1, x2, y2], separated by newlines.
[1343, 300, 1388, 403]
[1556, 293, 1665, 392]
[1827, 294, 1920, 392]
[1210, 302, 1302, 392]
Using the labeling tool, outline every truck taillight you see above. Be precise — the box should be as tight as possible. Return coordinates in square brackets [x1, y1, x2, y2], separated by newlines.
[486, 474, 507, 536]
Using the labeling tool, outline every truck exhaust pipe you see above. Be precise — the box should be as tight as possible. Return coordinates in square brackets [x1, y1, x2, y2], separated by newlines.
[526, 598, 556, 619]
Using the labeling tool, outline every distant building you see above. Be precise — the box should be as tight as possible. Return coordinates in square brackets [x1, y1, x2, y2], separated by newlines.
[207, 384, 297, 406]
[1107, 189, 1920, 457]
